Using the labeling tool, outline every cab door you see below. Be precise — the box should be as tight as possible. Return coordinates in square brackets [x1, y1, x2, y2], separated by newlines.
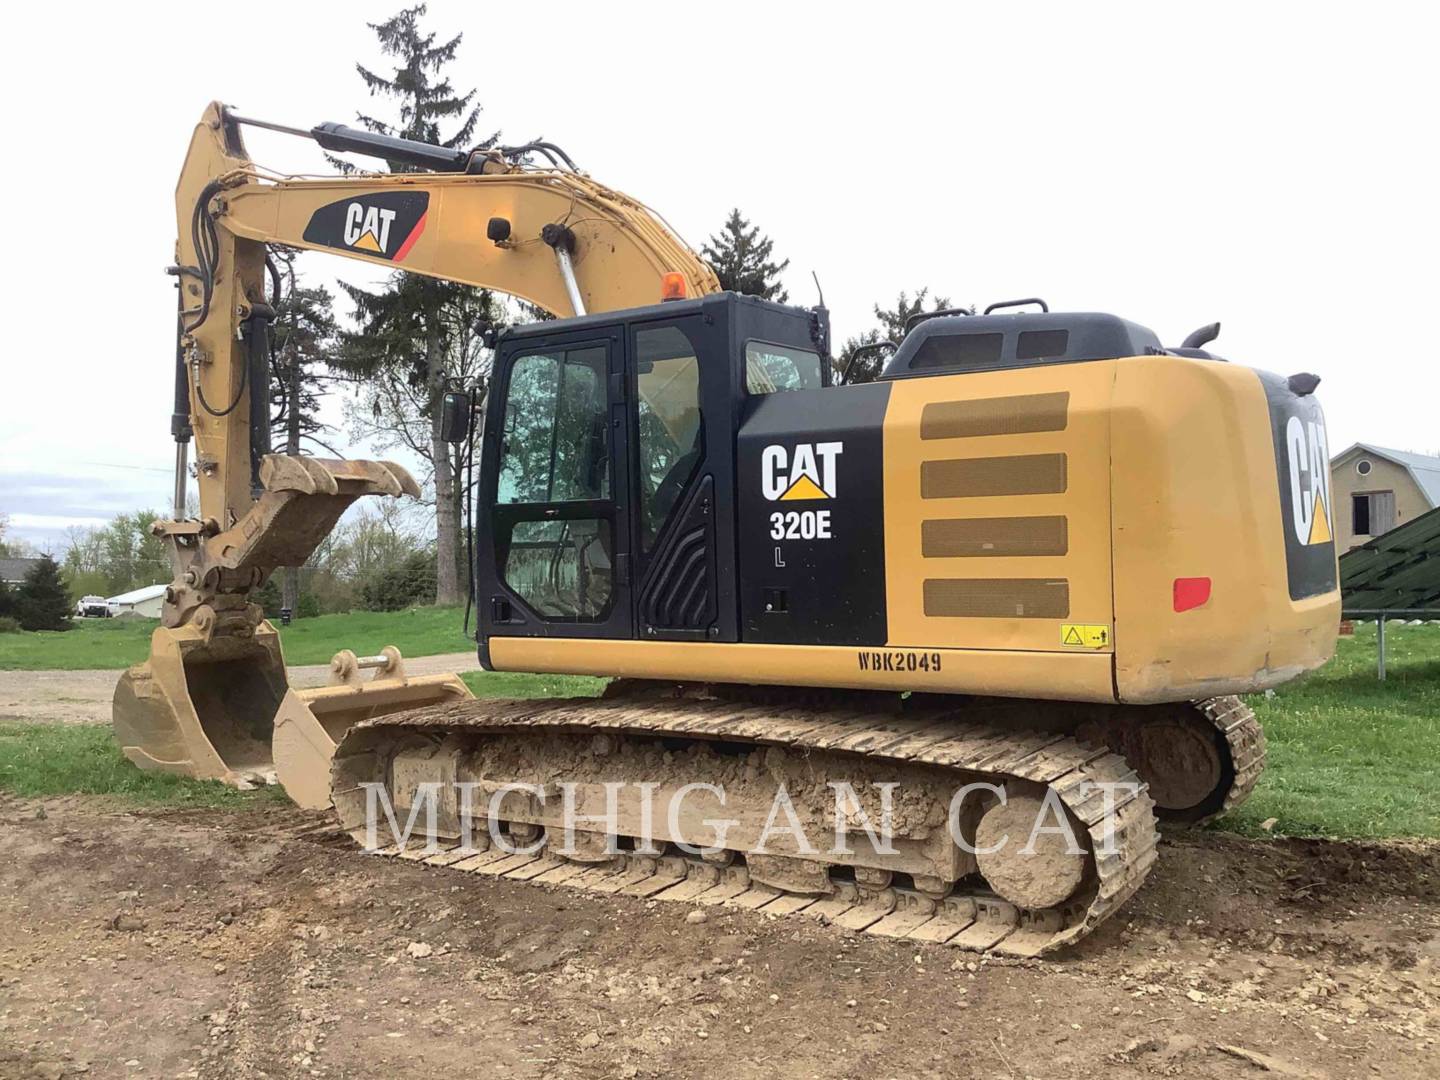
[478, 330, 633, 640]
[626, 313, 737, 641]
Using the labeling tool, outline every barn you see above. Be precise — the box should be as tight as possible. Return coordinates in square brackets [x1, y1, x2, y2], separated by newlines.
[1329, 444, 1440, 551]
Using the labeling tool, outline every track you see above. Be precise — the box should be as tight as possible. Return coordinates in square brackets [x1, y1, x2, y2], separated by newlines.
[329, 697, 1159, 956]
[1196, 696, 1268, 823]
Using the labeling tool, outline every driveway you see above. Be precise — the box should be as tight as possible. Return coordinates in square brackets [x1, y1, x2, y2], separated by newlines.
[0, 651, 480, 726]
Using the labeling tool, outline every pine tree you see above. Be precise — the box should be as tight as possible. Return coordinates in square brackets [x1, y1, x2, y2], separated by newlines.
[17, 555, 74, 631]
[838, 288, 960, 384]
[330, 4, 501, 606]
[329, 5, 494, 173]
[701, 210, 790, 302]
[0, 576, 14, 619]
[270, 250, 337, 458]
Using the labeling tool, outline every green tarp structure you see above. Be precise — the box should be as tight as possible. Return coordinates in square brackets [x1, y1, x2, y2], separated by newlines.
[1340, 504, 1440, 614]
[1338, 504, 1440, 679]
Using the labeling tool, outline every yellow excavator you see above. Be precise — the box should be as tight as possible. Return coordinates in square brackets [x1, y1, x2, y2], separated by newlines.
[115, 103, 1339, 955]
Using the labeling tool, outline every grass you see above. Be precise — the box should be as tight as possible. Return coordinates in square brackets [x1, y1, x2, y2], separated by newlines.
[0, 605, 476, 671]
[1222, 621, 1440, 840]
[0, 723, 292, 807]
[1, 615, 1435, 841]
[460, 670, 608, 699]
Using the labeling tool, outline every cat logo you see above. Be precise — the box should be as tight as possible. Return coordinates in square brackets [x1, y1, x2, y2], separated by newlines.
[1285, 415, 1333, 546]
[761, 442, 843, 501]
[343, 203, 397, 254]
[301, 191, 429, 263]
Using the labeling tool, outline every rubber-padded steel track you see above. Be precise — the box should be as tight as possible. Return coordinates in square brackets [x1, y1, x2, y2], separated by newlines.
[329, 697, 1160, 956]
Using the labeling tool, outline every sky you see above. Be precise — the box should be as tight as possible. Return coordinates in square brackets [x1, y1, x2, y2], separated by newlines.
[2, 1, 1436, 551]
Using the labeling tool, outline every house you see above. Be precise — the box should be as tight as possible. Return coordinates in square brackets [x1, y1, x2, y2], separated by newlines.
[0, 556, 42, 585]
[1329, 444, 1440, 551]
[107, 583, 167, 619]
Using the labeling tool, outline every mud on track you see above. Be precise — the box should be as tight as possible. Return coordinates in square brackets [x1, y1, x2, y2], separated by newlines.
[0, 794, 1435, 1080]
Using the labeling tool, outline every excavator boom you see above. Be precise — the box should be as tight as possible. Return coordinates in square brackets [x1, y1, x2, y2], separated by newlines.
[115, 103, 720, 789]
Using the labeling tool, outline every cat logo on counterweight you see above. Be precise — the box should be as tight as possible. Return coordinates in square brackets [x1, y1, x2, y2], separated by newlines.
[1285, 416, 1333, 546]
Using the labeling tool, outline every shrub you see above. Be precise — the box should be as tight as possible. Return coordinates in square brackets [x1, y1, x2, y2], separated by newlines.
[0, 615, 20, 634]
[16, 556, 73, 631]
[360, 550, 437, 612]
[296, 593, 321, 619]
[254, 577, 282, 615]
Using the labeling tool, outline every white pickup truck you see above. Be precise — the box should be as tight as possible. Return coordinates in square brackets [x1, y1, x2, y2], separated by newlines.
[75, 595, 111, 618]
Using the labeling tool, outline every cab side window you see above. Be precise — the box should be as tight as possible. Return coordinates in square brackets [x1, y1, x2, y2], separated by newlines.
[497, 347, 609, 504]
[635, 325, 704, 552]
[745, 341, 823, 394]
[495, 345, 613, 619]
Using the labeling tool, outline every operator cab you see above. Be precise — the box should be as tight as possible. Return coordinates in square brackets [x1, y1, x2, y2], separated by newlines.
[474, 291, 829, 660]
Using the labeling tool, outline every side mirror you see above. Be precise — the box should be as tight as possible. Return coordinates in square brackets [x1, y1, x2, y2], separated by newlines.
[440, 390, 473, 444]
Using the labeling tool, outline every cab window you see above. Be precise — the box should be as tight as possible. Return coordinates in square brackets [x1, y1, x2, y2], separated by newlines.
[745, 341, 823, 394]
[496, 346, 609, 504]
[635, 325, 703, 551]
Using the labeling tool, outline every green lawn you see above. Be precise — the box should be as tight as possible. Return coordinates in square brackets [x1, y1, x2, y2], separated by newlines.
[0, 723, 293, 807]
[1224, 621, 1440, 840]
[460, 670, 608, 699]
[1, 615, 1435, 841]
[0, 605, 476, 671]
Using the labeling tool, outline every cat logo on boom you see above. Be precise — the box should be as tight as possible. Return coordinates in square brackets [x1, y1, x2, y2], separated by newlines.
[761, 442, 843, 501]
[1285, 416, 1333, 546]
[301, 191, 430, 263]
[344, 203, 397, 254]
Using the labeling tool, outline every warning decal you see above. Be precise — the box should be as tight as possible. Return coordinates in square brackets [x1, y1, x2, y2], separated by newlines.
[1061, 623, 1110, 649]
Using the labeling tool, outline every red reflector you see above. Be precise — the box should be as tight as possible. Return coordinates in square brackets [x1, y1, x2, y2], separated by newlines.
[1173, 576, 1212, 612]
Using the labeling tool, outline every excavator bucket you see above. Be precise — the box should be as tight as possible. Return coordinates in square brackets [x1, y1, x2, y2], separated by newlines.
[113, 451, 430, 789]
[272, 646, 473, 809]
[114, 620, 288, 788]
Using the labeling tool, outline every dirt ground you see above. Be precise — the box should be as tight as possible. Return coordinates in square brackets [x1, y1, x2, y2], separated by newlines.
[0, 793, 1435, 1080]
[0, 655, 480, 727]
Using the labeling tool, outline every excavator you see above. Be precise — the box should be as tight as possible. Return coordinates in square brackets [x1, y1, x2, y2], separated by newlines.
[114, 102, 1340, 955]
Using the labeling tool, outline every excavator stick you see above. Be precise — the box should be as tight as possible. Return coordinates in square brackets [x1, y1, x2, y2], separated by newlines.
[273, 647, 473, 809]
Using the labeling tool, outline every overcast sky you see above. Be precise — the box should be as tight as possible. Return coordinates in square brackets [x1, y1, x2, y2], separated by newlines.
[2, 1, 1436, 550]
